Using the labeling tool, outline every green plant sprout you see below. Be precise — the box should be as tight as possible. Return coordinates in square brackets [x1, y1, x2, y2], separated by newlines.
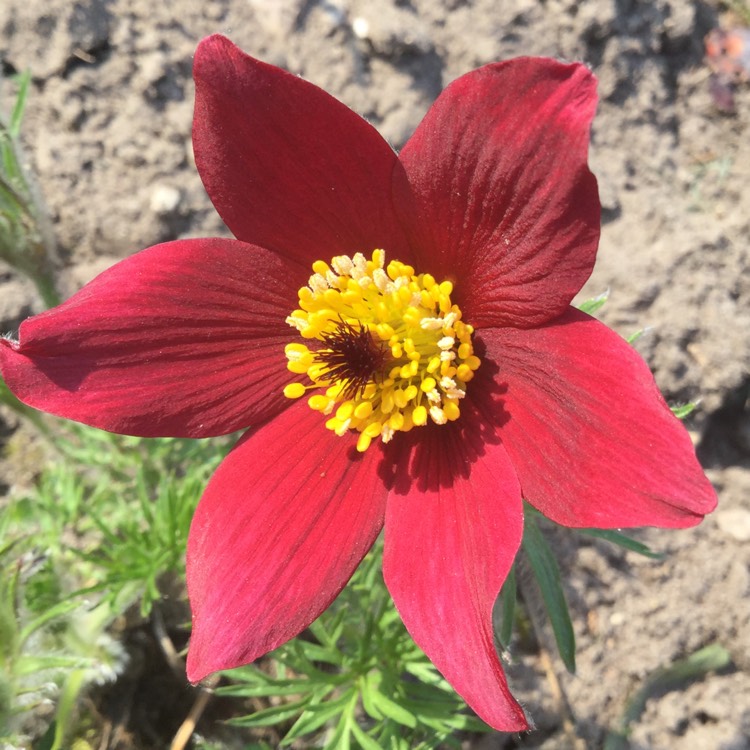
[0, 70, 60, 309]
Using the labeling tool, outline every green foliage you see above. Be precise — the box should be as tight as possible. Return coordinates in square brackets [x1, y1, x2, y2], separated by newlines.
[495, 564, 516, 651]
[1, 416, 229, 746]
[219, 538, 490, 749]
[521, 508, 576, 673]
[604, 643, 732, 749]
[671, 401, 697, 420]
[11, 429, 220, 579]
[626, 327, 648, 344]
[0, 509, 122, 747]
[577, 290, 609, 316]
[579, 528, 663, 559]
[0, 70, 60, 307]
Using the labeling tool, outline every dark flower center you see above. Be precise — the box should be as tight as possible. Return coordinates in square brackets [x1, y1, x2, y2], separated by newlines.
[313, 319, 389, 400]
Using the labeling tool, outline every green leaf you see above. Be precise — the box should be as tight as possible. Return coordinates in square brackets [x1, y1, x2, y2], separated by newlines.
[605, 643, 732, 749]
[50, 669, 87, 750]
[369, 688, 418, 728]
[401, 696, 488, 732]
[350, 722, 383, 750]
[292, 639, 345, 667]
[359, 673, 384, 721]
[32, 721, 56, 750]
[18, 598, 82, 646]
[522, 510, 576, 673]
[227, 697, 312, 727]
[322, 695, 357, 750]
[217, 678, 312, 699]
[281, 689, 351, 744]
[14, 655, 92, 676]
[580, 528, 664, 559]
[626, 328, 647, 344]
[671, 402, 697, 420]
[9, 71, 31, 139]
[577, 290, 609, 315]
[495, 564, 516, 649]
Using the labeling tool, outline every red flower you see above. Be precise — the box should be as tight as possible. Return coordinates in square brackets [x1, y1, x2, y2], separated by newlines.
[0, 36, 716, 730]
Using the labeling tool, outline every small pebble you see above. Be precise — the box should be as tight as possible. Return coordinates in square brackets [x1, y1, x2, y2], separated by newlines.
[150, 185, 181, 215]
[352, 16, 370, 39]
[715, 508, 750, 542]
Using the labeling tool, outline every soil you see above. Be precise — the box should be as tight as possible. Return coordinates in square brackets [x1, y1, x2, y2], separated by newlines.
[1, 0, 748, 748]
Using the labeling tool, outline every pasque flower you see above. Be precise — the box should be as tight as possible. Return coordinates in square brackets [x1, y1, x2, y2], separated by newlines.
[0, 36, 716, 730]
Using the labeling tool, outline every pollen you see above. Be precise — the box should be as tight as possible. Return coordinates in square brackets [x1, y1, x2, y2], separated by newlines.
[283, 250, 480, 451]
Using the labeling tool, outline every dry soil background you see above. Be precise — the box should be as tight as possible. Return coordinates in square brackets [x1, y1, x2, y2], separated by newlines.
[0, 0, 748, 748]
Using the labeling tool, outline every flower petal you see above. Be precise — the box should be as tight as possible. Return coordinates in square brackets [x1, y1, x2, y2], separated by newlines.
[382, 407, 527, 731]
[0, 238, 298, 437]
[193, 35, 410, 266]
[481, 308, 717, 528]
[186, 399, 388, 680]
[395, 58, 599, 329]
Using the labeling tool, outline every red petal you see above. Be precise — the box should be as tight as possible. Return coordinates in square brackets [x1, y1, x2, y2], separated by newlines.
[481, 308, 717, 528]
[395, 58, 600, 328]
[186, 399, 388, 680]
[193, 35, 410, 269]
[382, 412, 528, 731]
[0, 238, 297, 437]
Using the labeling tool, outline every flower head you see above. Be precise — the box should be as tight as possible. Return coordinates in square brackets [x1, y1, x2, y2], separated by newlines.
[0, 36, 716, 730]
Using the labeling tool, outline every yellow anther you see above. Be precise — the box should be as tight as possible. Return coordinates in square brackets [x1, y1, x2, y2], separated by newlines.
[351, 401, 371, 420]
[388, 412, 405, 430]
[336, 402, 354, 421]
[356, 432, 373, 452]
[421, 377, 437, 392]
[456, 363, 475, 382]
[364, 421, 383, 438]
[393, 389, 409, 409]
[363, 383, 377, 399]
[412, 405, 428, 426]
[427, 357, 441, 373]
[402, 307, 421, 327]
[284, 383, 307, 399]
[326, 417, 351, 436]
[308, 394, 327, 410]
[441, 363, 457, 378]
[285, 342, 308, 355]
[323, 288, 343, 308]
[287, 360, 311, 375]
[443, 400, 461, 421]
[399, 362, 416, 379]
[376, 323, 394, 340]
[381, 390, 395, 414]
[312, 260, 331, 276]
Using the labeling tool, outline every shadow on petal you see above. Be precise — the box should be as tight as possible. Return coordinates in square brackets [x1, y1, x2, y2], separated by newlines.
[378, 342, 509, 495]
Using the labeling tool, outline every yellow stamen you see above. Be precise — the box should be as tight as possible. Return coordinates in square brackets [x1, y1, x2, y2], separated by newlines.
[283, 382, 307, 399]
[283, 250, 480, 450]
